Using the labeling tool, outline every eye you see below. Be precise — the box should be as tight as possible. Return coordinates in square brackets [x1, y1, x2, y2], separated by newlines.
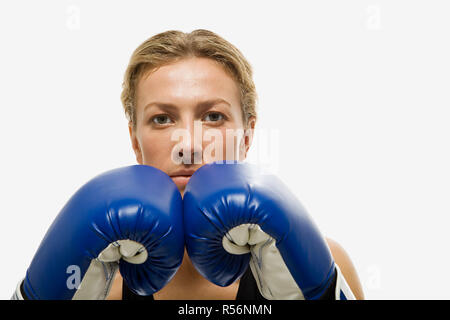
[152, 114, 172, 125]
[203, 112, 224, 122]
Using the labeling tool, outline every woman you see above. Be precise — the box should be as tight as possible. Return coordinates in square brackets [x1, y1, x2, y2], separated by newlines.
[107, 29, 364, 300]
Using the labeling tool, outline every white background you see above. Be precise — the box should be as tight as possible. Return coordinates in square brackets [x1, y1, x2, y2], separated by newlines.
[1, 0, 449, 299]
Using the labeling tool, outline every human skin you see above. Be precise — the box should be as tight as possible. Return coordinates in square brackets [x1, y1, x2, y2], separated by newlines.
[107, 57, 364, 300]
[129, 56, 255, 196]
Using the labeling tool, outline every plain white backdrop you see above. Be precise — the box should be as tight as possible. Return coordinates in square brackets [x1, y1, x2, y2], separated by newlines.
[1, 0, 449, 299]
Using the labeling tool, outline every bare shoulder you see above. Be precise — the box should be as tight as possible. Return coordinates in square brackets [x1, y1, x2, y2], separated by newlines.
[325, 237, 365, 300]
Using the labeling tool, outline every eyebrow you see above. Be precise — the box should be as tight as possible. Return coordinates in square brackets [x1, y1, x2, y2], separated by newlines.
[143, 98, 231, 112]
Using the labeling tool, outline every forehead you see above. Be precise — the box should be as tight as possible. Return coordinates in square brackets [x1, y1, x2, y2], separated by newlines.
[136, 57, 240, 107]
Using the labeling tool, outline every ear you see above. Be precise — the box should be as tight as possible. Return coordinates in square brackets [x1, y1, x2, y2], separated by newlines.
[128, 123, 143, 164]
[241, 116, 256, 159]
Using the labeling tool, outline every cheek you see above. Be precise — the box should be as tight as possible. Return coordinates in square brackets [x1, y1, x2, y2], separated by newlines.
[139, 130, 174, 169]
[203, 126, 245, 162]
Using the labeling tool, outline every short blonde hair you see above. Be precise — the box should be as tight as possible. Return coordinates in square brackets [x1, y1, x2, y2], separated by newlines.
[121, 29, 258, 130]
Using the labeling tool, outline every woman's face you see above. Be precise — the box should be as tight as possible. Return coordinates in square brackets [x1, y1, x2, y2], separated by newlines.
[129, 57, 255, 195]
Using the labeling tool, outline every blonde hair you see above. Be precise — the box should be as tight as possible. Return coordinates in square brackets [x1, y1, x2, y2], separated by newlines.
[121, 29, 258, 130]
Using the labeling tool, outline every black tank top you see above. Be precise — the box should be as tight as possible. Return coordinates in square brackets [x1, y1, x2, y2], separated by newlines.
[122, 266, 267, 300]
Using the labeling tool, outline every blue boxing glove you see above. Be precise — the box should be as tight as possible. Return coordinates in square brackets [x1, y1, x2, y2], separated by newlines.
[12, 165, 184, 300]
[183, 162, 355, 300]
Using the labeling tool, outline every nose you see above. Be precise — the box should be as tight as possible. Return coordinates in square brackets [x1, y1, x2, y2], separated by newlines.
[171, 120, 203, 165]
[174, 144, 202, 165]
